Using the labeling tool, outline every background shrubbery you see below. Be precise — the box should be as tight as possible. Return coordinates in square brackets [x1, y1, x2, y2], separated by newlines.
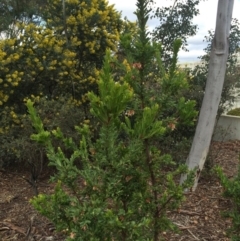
[2, 0, 239, 170]
[1, 0, 240, 240]
[227, 108, 240, 116]
[0, 0, 123, 169]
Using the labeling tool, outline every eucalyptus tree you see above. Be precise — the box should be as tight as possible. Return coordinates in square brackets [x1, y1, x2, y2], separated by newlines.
[181, 0, 234, 191]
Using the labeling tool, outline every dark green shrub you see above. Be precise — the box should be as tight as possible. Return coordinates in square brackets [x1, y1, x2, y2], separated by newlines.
[27, 49, 194, 241]
[26, 1, 197, 239]
[227, 108, 240, 116]
[0, 95, 87, 169]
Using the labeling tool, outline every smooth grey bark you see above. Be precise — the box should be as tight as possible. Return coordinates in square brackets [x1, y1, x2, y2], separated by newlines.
[180, 0, 234, 191]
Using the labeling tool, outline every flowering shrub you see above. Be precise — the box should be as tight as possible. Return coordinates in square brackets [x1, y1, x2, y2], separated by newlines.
[0, 0, 123, 166]
[0, 24, 77, 104]
[43, 0, 122, 92]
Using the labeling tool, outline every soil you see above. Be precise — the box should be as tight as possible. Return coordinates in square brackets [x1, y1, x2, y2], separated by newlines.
[0, 140, 240, 241]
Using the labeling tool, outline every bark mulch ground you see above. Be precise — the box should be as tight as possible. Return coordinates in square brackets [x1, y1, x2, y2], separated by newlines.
[0, 140, 239, 241]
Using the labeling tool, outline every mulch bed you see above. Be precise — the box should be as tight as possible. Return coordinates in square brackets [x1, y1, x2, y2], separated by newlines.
[0, 140, 239, 241]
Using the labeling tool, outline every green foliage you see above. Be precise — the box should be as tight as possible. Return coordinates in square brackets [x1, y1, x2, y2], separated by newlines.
[117, 2, 199, 161]
[216, 164, 240, 240]
[118, 0, 198, 184]
[27, 1, 196, 240]
[227, 108, 240, 117]
[28, 49, 193, 240]
[88, 52, 133, 124]
[150, 0, 200, 68]
[0, 95, 86, 169]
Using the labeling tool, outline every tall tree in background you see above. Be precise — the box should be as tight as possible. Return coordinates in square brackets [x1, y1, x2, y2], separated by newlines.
[151, 0, 200, 68]
[113, 0, 201, 70]
[180, 0, 234, 191]
[0, 0, 47, 38]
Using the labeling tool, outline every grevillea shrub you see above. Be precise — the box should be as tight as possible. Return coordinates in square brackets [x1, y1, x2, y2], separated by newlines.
[27, 49, 193, 241]
[27, 1, 197, 240]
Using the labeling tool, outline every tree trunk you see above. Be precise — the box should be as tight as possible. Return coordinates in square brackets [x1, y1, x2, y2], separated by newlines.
[180, 0, 234, 191]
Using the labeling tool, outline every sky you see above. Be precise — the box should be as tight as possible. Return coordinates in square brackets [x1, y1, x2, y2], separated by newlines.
[108, 0, 240, 63]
